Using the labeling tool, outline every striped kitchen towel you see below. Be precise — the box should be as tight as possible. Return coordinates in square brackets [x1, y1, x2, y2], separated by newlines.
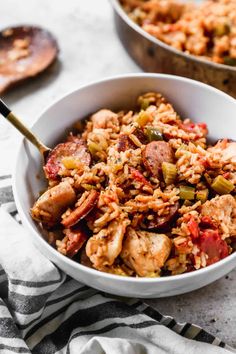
[0, 197, 235, 353]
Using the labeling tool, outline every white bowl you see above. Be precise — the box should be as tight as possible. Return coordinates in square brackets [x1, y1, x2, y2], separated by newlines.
[13, 74, 236, 298]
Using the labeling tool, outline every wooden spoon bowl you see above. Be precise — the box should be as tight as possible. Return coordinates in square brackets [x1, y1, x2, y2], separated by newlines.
[0, 25, 58, 94]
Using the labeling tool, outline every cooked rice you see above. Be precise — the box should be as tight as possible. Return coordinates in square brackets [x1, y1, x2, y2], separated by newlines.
[31, 91, 236, 277]
[121, 0, 236, 66]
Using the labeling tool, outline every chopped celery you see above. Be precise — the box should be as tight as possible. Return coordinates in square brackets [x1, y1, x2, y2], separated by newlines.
[140, 98, 150, 110]
[179, 185, 195, 200]
[146, 127, 163, 142]
[214, 23, 230, 36]
[162, 162, 177, 185]
[88, 141, 101, 155]
[196, 189, 209, 203]
[135, 111, 151, 127]
[211, 175, 234, 194]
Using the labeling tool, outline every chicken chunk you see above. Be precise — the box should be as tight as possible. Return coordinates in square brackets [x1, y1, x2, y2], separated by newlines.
[221, 142, 236, 163]
[86, 219, 129, 270]
[201, 194, 236, 238]
[208, 140, 236, 163]
[31, 181, 76, 227]
[120, 228, 172, 277]
[91, 109, 119, 129]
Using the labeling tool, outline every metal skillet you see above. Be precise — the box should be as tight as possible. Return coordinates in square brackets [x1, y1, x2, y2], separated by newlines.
[110, 0, 236, 98]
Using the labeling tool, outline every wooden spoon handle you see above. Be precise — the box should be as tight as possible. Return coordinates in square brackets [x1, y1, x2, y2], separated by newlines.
[0, 98, 50, 157]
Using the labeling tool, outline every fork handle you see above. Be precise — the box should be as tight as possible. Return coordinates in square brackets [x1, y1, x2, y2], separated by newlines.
[0, 98, 50, 157]
[0, 98, 10, 117]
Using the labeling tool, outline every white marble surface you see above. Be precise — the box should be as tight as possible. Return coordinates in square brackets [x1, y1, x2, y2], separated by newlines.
[1, 0, 236, 348]
[0, 0, 140, 176]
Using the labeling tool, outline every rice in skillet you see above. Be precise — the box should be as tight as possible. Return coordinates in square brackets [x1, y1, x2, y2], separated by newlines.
[121, 0, 236, 66]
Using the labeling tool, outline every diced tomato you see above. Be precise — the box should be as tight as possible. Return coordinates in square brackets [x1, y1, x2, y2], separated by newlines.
[180, 122, 207, 135]
[197, 157, 208, 167]
[199, 229, 229, 265]
[187, 217, 199, 240]
[202, 158, 212, 168]
[223, 172, 230, 179]
[197, 123, 207, 130]
[163, 132, 174, 140]
[200, 216, 217, 229]
[130, 167, 152, 188]
[180, 122, 195, 132]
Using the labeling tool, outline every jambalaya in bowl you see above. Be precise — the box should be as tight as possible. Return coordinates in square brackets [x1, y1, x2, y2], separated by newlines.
[31, 91, 236, 278]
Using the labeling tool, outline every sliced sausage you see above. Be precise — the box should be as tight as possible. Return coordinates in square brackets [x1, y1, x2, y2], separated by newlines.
[141, 202, 179, 231]
[44, 140, 91, 180]
[62, 227, 87, 258]
[61, 189, 98, 228]
[133, 128, 148, 145]
[117, 129, 147, 152]
[199, 230, 229, 265]
[142, 141, 174, 177]
[117, 134, 136, 152]
[31, 181, 76, 227]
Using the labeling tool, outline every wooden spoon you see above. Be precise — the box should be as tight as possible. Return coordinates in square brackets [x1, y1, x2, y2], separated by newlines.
[0, 98, 51, 162]
[0, 25, 58, 94]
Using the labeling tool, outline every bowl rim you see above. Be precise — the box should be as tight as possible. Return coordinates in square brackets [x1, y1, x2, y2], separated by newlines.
[12, 72, 236, 284]
[110, 0, 236, 73]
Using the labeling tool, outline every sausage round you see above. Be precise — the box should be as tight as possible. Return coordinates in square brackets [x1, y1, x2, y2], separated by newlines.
[62, 227, 87, 258]
[44, 140, 91, 180]
[141, 202, 179, 231]
[61, 189, 98, 228]
[117, 134, 136, 152]
[142, 141, 174, 177]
